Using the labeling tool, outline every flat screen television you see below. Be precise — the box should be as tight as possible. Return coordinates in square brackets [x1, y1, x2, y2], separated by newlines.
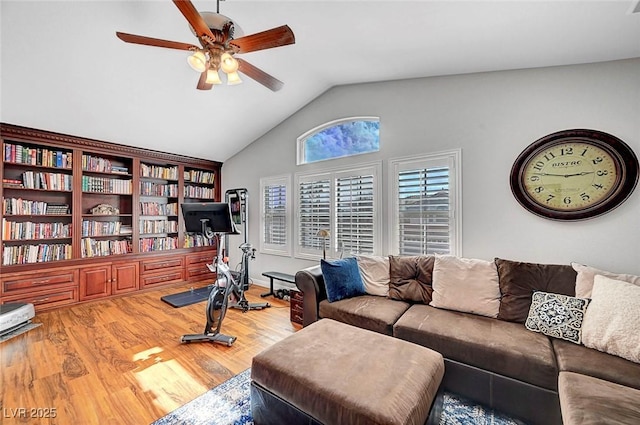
[181, 202, 236, 235]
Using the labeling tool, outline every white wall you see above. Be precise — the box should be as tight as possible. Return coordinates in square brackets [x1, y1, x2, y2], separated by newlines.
[222, 58, 640, 288]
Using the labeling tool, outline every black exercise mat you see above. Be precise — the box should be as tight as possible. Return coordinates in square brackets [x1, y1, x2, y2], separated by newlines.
[161, 286, 213, 308]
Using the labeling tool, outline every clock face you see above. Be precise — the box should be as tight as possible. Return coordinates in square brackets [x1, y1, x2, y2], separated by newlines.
[511, 130, 639, 220]
[522, 141, 619, 211]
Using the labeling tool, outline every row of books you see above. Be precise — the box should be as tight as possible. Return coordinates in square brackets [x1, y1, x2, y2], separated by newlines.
[82, 176, 133, 194]
[2, 219, 72, 240]
[3, 198, 69, 215]
[139, 202, 178, 216]
[3, 178, 22, 188]
[184, 170, 215, 184]
[81, 154, 129, 174]
[21, 171, 73, 191]
[184, 233, 215, 248]
[140, 182, 178, 197]
[81, 238, 132, 258]
[184, 185, 215, 199]
[4, 143, 73, 169]
[139, 219, 178, 234]
[140, 236, 178, 252]
[2, 243, 72, 265]
[81, 220, 122, 237]
[141, 164, 178, 180]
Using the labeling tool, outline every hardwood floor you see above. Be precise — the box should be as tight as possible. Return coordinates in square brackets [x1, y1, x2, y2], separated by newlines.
[0, 282, 297, 425]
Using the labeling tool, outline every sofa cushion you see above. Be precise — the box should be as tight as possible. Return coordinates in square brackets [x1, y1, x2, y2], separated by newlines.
[495, 258, 576, 323]
[388, 255, 434, 304]
[558, 371, 640, 425]
[394, 304, 558, 390]
[581, 275, 640, 363]
[430, 255, 501, 318]
[552, 339, 640, 391]
[320, 257, 366, 302]
[355, 254, 390, 297]
[572, 262, 640, 298]
[319, 295, 411, 335]
[525, 291, 590, 344]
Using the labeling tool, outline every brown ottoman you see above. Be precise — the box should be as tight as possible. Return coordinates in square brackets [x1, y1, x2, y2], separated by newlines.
[251, 318, 444, 425]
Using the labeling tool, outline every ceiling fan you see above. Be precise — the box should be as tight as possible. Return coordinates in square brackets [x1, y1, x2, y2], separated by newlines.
[116, 0, 295, 91]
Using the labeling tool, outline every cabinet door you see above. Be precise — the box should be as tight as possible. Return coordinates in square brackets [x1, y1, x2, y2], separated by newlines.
[112, 262, 139, 295]
[79, 265, 112, 301]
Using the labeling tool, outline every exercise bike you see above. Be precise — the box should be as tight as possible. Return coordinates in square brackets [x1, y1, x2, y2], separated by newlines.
[180, 237, 269, 346]
[180, 257, 239, 346]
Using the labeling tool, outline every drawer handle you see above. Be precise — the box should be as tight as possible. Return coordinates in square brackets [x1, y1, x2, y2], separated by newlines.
[33, 279, 51, 285]
[34, 297, 50, 303]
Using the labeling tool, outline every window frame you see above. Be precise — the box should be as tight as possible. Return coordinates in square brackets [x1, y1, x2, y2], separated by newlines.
[294, 162, 382, 260]
[259, 174, 292, 257]
[296, 116, 380, 165]
[388, 149, 462, 256]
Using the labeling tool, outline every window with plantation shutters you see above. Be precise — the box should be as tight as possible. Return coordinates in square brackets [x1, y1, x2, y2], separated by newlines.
[335, 173, 375, 254]
[297, 177, 331, 255]
[390, 150, 461, 256]
[295, 163, 381, 259]
[260, 175, 291, 256]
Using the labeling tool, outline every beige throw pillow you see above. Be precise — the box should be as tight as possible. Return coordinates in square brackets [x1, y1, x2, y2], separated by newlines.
[581, 275, 640, 364]
[430, 255, 501, 318]
[572, 262, 640, 298]
[355, 255, 390, 297]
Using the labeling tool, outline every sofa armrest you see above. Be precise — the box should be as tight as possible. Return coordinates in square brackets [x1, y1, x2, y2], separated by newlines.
[294, 265, 326, 327]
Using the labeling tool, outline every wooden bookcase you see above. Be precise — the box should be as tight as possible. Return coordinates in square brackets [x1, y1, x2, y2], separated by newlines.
[1, 123, 222, 311]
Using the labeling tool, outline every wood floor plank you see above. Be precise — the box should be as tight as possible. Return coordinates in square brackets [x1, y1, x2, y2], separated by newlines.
[0, 282, 296, 425]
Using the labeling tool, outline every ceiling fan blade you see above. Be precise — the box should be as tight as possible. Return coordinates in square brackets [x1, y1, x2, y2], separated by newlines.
[116, 32, 198, 51]
[237, 58, 284, 92]
[172, 0, 217, 45]
[196, 70, 213, 90]
[229, 25, 295, 54]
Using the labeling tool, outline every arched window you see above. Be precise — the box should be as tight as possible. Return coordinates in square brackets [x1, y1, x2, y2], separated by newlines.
[297, 117, 380, 165]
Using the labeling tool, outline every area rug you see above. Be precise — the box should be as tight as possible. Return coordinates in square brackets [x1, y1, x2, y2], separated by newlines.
[151, 368, 526, 425]
[0, 322, 42, 343]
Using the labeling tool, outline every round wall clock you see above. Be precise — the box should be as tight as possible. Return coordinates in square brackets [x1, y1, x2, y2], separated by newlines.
[510, 129, 639, 221]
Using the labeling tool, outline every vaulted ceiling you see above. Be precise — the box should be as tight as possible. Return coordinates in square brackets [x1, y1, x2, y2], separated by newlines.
[2, 1, 639, 162]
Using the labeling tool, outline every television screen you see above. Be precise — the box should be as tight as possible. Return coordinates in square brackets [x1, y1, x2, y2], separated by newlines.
[181, 202, 236, 234]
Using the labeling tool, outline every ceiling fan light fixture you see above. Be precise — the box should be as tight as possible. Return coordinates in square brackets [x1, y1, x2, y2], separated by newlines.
[220, 52, 239, 73]
[226, 71, 242, 85]
[187, 50, 207, 72]
[206, 68, 222, 85]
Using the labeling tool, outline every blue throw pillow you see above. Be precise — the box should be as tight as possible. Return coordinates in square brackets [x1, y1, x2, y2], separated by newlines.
[320, 257, 366, 303]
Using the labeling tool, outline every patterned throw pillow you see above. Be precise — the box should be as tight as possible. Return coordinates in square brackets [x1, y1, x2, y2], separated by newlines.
[525, 291, 590, 344]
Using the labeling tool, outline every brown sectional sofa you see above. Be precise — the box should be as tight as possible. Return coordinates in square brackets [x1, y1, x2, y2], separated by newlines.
[294, 258, 640, 425]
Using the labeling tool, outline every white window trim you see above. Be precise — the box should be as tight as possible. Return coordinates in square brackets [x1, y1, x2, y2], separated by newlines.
[388, 149, 462, 257]
[296, 116, 380, 165]
[259, 174, 292, 257]
[295, 161, 382, 260]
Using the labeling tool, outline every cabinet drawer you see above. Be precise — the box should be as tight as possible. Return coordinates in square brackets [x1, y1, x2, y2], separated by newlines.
[2, 269, 78, 294]
[2, 286, 78, 312]
[290, 307, 303, 325]
[140, 270, 184, 288]
[185, 250, 216, 265]
[186, 265, 214, 280]
[290, 290, 304, 303]
[141, 257, 184, 274]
